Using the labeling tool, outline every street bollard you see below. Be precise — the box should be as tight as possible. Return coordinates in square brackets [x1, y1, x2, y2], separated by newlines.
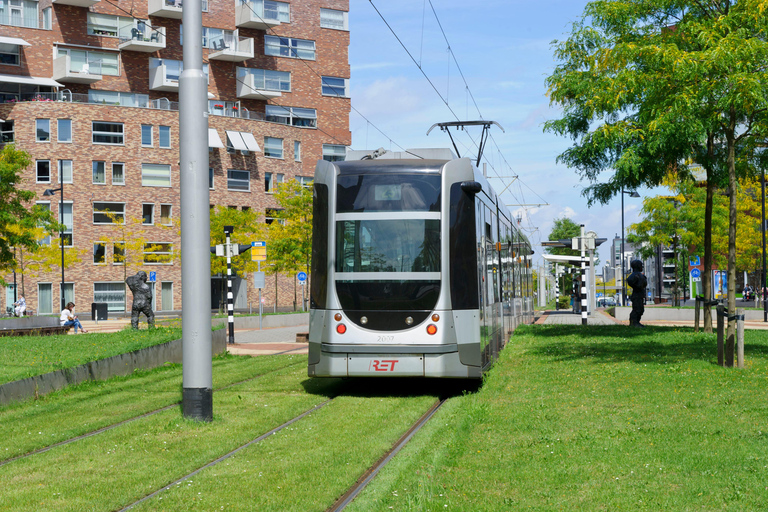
[694, 296, 701, 333]
[716, 305, 725, 367]
[737, 308, 745, 369]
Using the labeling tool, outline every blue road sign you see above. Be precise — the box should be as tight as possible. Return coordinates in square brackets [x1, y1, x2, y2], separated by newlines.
[691, 268, 701, 278]
[297, 271, 307, 283]
[149, 271, 157, 282]
[690, 255, 701, 266]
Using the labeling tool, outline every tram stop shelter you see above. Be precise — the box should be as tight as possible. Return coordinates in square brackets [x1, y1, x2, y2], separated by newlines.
[542, 231, 607, 316]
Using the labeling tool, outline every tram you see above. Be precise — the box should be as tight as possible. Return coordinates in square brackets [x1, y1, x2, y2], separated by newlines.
[308, 144, 534, 379]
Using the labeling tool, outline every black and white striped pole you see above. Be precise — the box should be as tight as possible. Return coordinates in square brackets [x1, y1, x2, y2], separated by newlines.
[555, 264, 560, 310]
[580, 224, 588, 325]
[224, 225, 235, 344]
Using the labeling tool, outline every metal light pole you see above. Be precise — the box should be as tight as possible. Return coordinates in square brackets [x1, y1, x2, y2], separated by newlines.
[763, 167, 767, 322]
[621, 189, 640, 307]
[43, 186, 65, 310]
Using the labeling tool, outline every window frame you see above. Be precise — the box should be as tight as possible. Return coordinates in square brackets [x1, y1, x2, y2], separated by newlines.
[142, 203, 155, 225]
[57, 119, 72, 143]
[112, 162, 125, 185]
[92, 161, 107, 185]
[322, 144, 346, 162]
[36, 118, 50, 142]
[159, 125, 171, 148]
[265, 172, 284, 193]
[0, 42, 21, 66]
[113, 242, 125, 265]
[265, 105, 317, 128]
[160, 204, 173, 225]
[58, 160, 73, 184]
[294, 140, 301, 161]
[227, 169, 250, 192]
[143, 242, 174, 265]
[36, 159, 51, 183]
[0, 120, 14, 144]
[264, 35, 316, 60]
[141, 163, 172, 187]
[263, 136, 284, 159]
[93, 242, 107, 265]
[92, 121, 124, 145]
[141, 124, 153, 147]
[92, 201, 126, 225]
[320, 8, 349, 31]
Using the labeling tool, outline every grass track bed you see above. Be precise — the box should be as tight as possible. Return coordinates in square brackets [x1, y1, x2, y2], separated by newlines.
[0, 362, 338, 512]
[0, 354, 305, 461]
[346, 325, 768, 511]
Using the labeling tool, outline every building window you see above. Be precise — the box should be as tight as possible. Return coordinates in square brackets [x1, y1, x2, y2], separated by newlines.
[60, 202, 73, 246]
[160, 204, 172, 225]
[0, 0, 38, 29]
[321, 76, 349, 98]
[93, 202, 125, 224]
[141, 124, 153, 147]
[0, 42, 21, 65]
[294, 141, 301, 161]
[0, 120, 13, 144]
[113, 242, 125, 265]
[265, 172, 283, 193]
[227, 170, 250, 192]
[265, 208, 284, 225]
[320, 8, 348, 30]
[42, 7, 51, 30]
[94, 282, 126, 312]
[56, 47, 120, 76]
[36, 119, 50, 142]
[143, 203, 154, 225]
[142, 163, 171, 187]
[92, 122, 124, 145]
[38, 283, 52, 315]
[265, 106, 317, 128]
[236, 67, 291, 92]
[93, 161, 106, 184]
[323, 144, 346, 162]
[144, 243, 173, 264]
[297, 176, 314, 188]
[264, 137, 283, 159]
[36, 160, 50, 183]
[160, 282, 173, 311]
[159, 126, 171, 148]
[241, 0, 290, 22]
[264, 35, 315, 60]
[112, 162, 125, 185]
[57, 119, 72, 143]
[36, 201, 51, 245]
[86, 13, 138, 38]
[58, 160, 73, 184]
[209, 167, 214, 190]
[93, 242, 106, 264]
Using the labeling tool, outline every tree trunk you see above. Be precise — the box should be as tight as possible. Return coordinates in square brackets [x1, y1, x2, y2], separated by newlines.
[725, 113, 737, 367]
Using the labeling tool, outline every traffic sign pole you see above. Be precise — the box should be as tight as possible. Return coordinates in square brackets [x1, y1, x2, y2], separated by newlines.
[224, 226, 235, 345]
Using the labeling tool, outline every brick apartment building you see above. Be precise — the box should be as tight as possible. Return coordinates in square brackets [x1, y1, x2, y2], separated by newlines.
[0, 0, 351, 316]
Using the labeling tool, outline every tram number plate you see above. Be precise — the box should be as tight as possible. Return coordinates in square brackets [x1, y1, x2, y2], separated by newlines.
[348, 355, 424, 376]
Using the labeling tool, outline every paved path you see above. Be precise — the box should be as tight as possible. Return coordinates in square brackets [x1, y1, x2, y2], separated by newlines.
[227, 324, 309, 356]
[537, 310, 618, 326]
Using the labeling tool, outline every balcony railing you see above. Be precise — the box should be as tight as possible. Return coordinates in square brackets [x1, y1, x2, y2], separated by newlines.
[52, 0, 100, 6]
[2, 91, 265, 120]
[208, 33, 254, 62]
[119, 26, 166, 52]
[148, 0, 208, 19]
[52, 55, 102, 83]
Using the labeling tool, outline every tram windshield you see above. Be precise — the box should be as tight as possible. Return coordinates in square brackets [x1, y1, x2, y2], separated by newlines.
[336, 174, 441, 212]
[336, 220, 440, 273]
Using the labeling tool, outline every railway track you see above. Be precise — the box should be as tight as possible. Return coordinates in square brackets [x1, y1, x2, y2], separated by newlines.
[0, 358, 307, 468]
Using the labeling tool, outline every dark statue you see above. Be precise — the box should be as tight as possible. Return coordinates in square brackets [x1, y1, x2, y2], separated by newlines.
[126, 271, 155, 329]
[626, 260, 648, 327]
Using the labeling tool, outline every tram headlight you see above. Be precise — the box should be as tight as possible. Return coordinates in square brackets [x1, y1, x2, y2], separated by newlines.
[431, 313, 440, 322]
[360, 316, 368, 325]
[426, 324, 438, 335]
[336, 323, 347, 334]
[405, 316, 414, 325]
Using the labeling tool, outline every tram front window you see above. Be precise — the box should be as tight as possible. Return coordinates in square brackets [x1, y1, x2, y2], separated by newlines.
[336, 220, 440, 273]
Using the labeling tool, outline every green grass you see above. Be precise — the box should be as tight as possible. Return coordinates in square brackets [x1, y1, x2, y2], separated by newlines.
[0, 326, 183, 384]
[346, 324, 768, 511]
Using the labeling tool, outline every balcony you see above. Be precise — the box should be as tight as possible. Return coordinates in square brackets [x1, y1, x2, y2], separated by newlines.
[236, 1, 283, 30]
[52, 0, 100, 6]
[149, 61, 180, 92]
[236, 73, 282, 100]
[148, 0, 208, 19]
[119, 26, 166, 52]
[208, 32, 254, 62]
[52, 55, 102, 84]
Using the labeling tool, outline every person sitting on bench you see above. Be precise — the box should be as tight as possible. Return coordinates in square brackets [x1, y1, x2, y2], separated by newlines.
[13, 295, 26, 317]
[60, 302, 87, 333]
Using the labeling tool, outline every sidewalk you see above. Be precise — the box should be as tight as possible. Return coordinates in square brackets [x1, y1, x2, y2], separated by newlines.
[537, 309, 618, 325]
[227, 324, 309, 356]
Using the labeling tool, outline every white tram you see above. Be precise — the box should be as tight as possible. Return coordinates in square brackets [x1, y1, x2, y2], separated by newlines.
[308, 147, 534, 379]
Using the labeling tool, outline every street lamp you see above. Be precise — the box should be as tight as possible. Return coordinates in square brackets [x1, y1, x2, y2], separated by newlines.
[621, 189, 640, 307]
[43, 186, 65, 311]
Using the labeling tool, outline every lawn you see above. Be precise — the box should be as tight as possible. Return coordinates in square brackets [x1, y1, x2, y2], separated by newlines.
[347, 324, 768, 511]
[0, 326, 183, 384]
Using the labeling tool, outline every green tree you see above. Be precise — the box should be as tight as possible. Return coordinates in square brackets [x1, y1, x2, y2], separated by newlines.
[544, 0, 768, 342]
[268, 180, 313, 310]
[0, 146, 58, 282]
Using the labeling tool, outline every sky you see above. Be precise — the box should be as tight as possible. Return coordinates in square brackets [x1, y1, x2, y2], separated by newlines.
[346, 0, 652, 267]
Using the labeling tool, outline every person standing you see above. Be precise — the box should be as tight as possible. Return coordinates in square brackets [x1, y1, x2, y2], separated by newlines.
[60, 302, 87, 333]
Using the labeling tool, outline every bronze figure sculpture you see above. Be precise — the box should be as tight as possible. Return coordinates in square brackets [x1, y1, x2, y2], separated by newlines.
[626, 259, 648, 327]
[126, 271, 155, 329]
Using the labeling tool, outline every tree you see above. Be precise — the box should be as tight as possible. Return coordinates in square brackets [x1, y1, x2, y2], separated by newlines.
[267, 179, 313, 310]
[0, 145, 58, 282]
[11, 226, 86, 298]
[545, 1, 768, 341]
[209, 206, 265, 311]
